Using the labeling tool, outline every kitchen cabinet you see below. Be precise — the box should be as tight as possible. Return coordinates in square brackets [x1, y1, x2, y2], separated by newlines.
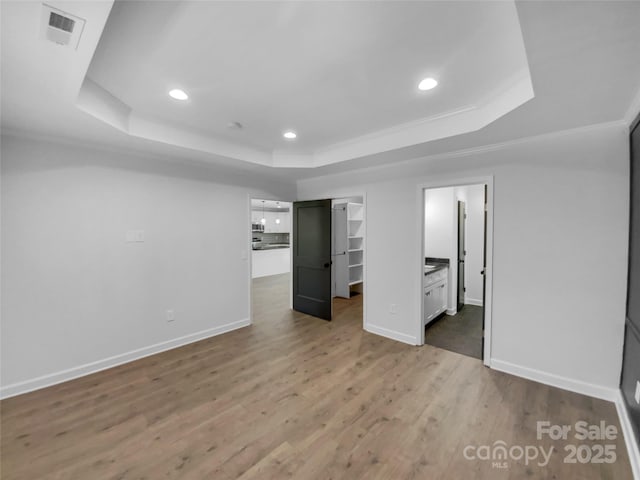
[424, 267, 448, 325]
[251, 210, 290, 233]
[252, 247, 290, 278]
[263, 211, 276, 232]
[258, 210, 290, 233]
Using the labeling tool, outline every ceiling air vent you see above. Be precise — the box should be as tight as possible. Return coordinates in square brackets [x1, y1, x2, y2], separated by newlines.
[41, 4, 85, 49]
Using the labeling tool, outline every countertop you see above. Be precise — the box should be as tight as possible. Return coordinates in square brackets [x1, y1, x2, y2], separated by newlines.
[424, 264, 448, 276]
[252, 244, 290, 251]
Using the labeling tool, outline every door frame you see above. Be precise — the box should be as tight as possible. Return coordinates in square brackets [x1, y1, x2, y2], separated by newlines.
[295, 191, 368, 331]
[417, 176, 494, 367]
[247, 195, 294, 326]
[457, 200, 466, 312]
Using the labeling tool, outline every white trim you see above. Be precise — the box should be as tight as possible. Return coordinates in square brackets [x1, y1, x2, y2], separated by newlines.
[299, 191, 367, 328]
[0, 318, 250, 400]
[248, 195, 294, 310]
[464, 298, 484, 307]
[4, 118, 627, 178]
[247, 194, 253, 325]
[365, 324, 418, 346]
[615, 390, 640, 479]
[625, 86, 640, 127]
[446, 308, 457, 316]
[297, 120, 626, 185]
[491, 359, 617, 401]
[417, 175, 494, 368]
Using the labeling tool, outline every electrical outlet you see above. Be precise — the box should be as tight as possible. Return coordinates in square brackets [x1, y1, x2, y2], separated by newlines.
[166, 310, 175, 322]
[390, 304, 397, 314]
[635, 381, 640, 405]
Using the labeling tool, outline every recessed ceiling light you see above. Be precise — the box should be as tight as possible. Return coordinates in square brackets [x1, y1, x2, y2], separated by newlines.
[169, 89, 189, 100]
[283, 131, 297, 140]
[418, 78, 438, 91]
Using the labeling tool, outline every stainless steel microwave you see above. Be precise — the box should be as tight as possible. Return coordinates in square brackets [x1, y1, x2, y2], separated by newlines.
[252, 223, 264, 232]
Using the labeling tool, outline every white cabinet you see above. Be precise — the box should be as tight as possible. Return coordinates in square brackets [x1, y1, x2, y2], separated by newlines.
[424, 267, 448, 326]
[252, 248, 290, 278]
[263, 211, 276, 232]
[272, 211, 290, 233]
[251, 210, 290, 233]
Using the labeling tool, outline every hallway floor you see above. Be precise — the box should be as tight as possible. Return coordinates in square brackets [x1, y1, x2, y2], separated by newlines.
[425, 305, 483, 360]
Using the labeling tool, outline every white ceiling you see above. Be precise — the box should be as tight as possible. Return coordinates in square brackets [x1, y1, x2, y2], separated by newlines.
[1, 1, 640, 180]
[86, 0, 531, 166]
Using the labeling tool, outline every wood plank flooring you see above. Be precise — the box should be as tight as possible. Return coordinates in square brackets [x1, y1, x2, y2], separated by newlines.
[1, 273, 633, 479]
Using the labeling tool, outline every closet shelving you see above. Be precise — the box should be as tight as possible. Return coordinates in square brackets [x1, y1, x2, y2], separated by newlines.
[335, 202, 364, 296]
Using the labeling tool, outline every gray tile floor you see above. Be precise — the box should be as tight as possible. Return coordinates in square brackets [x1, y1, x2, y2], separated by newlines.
[424, 305, 483, 359]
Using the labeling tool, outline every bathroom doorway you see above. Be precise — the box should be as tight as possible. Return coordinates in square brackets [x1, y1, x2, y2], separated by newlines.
[419, 179, 493, 365]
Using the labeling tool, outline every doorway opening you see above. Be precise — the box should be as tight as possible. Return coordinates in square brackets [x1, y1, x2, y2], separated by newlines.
[420, 181, 493, 364]
[331, 196, 365, 325]
[249, 198, 292, 325]
[290, 195, 365, 328]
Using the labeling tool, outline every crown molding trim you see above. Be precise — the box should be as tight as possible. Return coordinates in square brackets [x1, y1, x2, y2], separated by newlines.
[297, 119, 627, 184]
[624, 85, 640, 128]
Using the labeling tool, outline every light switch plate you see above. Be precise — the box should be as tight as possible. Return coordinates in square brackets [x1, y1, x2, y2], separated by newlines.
[634, 381, 640, 405]
[166, 310, 175, 322]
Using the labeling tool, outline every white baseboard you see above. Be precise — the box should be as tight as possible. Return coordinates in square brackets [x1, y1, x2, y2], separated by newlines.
[615, 390, 640, 480]
[0, 318, 250, 400]
[365, 323, 418, 346]
[491, 359, 618, 401]
[446, 308, 457, 316]
[464, 298, 483, 306]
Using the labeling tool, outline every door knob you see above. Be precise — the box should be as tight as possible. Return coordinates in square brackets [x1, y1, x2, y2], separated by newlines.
[324, 262, 331, 268]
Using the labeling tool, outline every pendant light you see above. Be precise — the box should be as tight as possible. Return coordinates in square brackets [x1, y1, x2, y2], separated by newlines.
[275, 202, 281, 224]
[260, 200, 266, 225]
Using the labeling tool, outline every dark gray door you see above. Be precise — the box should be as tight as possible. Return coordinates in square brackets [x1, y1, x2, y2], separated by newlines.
[457, 201, 466, 312]
[292, 200, 333, 321]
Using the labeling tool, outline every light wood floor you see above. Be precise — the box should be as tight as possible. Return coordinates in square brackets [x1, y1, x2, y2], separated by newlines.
[1, 273, 632, 479]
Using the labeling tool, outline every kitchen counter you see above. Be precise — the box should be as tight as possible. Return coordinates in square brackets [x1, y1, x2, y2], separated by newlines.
[252, 247, 290, 278]
[424, 263, 448, 276]
[424, 257, 450, 276]
[252, 244, 290, 250]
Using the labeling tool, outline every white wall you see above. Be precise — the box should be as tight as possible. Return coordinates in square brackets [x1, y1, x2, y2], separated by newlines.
[424, 187, 456, 310]
[297, 122, 629, 395]
[424, 187, 455, 260]
[0, 134, 295, 396]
